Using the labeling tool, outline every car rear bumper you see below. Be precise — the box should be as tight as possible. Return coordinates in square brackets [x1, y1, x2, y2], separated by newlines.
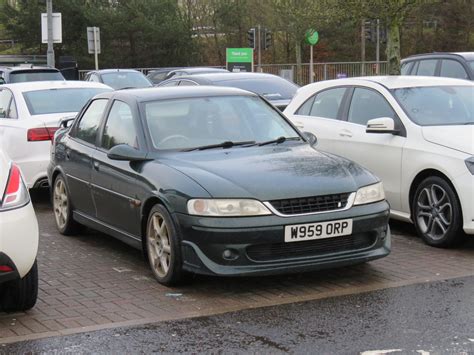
[0, 201, 39, 279]
[0, 253, 20, 284]
[174, 200, 391, 276]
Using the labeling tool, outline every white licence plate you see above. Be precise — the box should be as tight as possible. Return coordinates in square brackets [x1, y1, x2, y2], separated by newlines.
[284, 219, 353, 243]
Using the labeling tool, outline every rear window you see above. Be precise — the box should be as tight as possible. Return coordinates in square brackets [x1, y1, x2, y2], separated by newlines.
[9, 70, 64, 83]
[23, 88, 111, 115]
[215, 78, 298, 100]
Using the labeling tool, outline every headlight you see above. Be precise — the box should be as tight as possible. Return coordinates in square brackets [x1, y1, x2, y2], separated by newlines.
[187, 199, 272, 216]
[353, 182, 385, 206]
[465, 157, 474, 175]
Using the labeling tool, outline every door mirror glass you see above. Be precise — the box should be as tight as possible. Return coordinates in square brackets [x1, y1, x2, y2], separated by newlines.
[366, 117, 398, 134]
[302, 131, 317, 146]
[107, 144, 147, 161]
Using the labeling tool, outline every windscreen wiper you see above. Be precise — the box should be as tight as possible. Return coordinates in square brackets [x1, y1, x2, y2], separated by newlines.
[253, 136, 302, 147]
[182, 140, 256, 152]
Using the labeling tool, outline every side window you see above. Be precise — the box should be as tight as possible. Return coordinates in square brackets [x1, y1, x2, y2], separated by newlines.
[74, 99, 108, 145]
[348, 88, 396, 126]
[415, 60, 438, 76]
[440, 60, 469, 80]
[295, 96, 315, 115]
[0, 89, 13, 118]
[305, 88, 346, 119]
[89, 74, 100, 82]
[178, 80, 198, 86]
[101, 101, 137, 150]
[159, 81, 179, 87]
[401, 62, 413, 75]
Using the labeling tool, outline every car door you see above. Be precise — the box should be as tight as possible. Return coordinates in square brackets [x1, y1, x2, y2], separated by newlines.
[327, 87, 406, 211]
[290, 87, 349, 153]
[64, 98, 109, 217]
[91, 99, 144, 237]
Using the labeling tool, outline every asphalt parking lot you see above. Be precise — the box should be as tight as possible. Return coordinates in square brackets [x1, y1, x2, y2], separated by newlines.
[1, 189, 473, 344]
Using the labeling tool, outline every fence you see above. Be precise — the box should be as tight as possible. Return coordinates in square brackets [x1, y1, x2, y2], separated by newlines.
[78, 61, 388, 85]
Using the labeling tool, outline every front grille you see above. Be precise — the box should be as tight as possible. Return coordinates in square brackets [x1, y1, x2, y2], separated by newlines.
[246, 233, 377, 262]
[269, 193, 350, 215]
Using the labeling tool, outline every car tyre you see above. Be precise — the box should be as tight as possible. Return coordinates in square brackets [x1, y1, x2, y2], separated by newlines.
[1, 260, 38, 312]
[145, 204, 184, 286]
[412, 176, 464, 248]
[52, 174, 80, 235]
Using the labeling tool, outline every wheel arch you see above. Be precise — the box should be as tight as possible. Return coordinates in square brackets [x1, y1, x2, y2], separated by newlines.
[408, 168, 462, 220]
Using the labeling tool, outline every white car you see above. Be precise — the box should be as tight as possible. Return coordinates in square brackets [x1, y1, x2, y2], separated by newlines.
[0, 149, 39, 311]
[0, 81, 112, 188]
[284, 76, 474, 247]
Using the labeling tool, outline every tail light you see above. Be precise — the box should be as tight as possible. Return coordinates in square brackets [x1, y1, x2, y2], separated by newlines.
[27, 127, 59, 142]
[0, 163, 30, 211]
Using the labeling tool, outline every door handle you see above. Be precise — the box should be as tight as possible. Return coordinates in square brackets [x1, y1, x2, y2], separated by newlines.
[339, 129, 353, 138]
[294, 121, 305, 129]
[93, 161, 100, 170]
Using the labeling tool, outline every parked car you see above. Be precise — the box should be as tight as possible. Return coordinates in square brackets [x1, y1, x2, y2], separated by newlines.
[0, 149, 39, 312]
[158, 72, 298, 111]
[48, 86, 390, 286]
[284, 76, 474, 247]
[401, 52, 474, 80]
[0, 81, 112, 189]
[83, 69, 153, 90]
[146, 67, 182, 85]
[163, 67, 229, 81]
[0, 65, 65, 84]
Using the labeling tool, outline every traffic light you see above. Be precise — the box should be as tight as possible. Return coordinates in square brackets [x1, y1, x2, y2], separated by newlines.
[364, 20, 375, 42]
[263, 29, 272, 50]
[247, 28, 256, 49]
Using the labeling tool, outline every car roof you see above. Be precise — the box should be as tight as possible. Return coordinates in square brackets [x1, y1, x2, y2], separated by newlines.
[88, 69, 143, 74]
[0, 66, 59, 72]
[403, 52, 474, 61]
[173, 67, 228, 74]
[2, 80, 111, 91]
[308, 76, 472, 90]
[175, 72, 287, 82]
[95, 86, 256, 102]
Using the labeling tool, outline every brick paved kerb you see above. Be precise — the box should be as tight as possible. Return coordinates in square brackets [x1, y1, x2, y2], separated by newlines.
[1, 194, 473, 344]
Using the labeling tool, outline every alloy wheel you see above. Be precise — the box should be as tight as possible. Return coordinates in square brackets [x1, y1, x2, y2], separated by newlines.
[416, 183, 452, 241]
[53, 178, 69, 230]
[147, 212, 172, 278]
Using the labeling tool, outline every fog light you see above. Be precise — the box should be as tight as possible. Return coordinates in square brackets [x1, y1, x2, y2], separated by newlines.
[222, 249, 239, 261]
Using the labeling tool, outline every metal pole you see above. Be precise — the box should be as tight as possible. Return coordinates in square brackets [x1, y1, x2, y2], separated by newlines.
[361, 19, 365, 76]
[93, 27, 99, 70]
[309, 45, 314, 83]
[46, 0, 55, 67]
[376, 19, 380, 74]
[257, 24, 262, 72]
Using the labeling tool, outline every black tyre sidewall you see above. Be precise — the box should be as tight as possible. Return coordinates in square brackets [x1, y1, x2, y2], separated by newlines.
[412, 176, 464, 248]
[1, 260, 38, 312]
[145, 204, 183, 286]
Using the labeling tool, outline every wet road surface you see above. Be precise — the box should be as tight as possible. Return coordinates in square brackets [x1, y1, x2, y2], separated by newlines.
[3, 275, 473, 354]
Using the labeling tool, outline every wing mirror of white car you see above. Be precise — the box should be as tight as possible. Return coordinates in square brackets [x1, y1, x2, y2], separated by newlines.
[366, 117, 399, 134]
[302, 131, 318, 146]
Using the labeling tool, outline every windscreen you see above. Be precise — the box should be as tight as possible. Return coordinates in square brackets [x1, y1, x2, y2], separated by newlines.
[101, 72, 152, 89]
[144, 95, 299, 150]
[393, 86, 474, 126]
[23, 88, 111, 115]
[215, 78, 298, 100]
[10, 70, 64, 83]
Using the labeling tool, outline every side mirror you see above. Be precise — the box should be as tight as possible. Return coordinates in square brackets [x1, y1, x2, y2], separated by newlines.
[302, 131, 318, 146]
[366, 117, 399, 134]
[60, 116, 75, 128]
[107, 144, 148, 161]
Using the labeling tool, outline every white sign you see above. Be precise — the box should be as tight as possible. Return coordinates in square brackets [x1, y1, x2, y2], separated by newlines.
[87, 27, 101, 54]
[41, 13, 62, 43]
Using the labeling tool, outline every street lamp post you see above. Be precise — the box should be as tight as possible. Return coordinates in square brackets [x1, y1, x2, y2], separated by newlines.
[46, 0, 55, 67]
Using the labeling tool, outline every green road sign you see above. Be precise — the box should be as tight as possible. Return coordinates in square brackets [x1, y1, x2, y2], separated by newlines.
[226, 48, 254, 72]
[305, 29, 319, 45]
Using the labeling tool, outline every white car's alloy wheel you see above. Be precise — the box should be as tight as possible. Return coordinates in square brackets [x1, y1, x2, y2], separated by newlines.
[416, 184, 452, 241]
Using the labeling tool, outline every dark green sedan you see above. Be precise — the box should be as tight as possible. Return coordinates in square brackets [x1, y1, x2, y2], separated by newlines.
[48, 86, 390, 286]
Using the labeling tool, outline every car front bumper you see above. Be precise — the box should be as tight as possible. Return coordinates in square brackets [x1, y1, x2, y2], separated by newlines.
[454, 171, 474, 235]
[174, 200, 390, 276]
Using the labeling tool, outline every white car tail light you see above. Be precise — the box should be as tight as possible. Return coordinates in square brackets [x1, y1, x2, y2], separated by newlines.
[0, 163, 30, 211]
[27, 127, 59, 142]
